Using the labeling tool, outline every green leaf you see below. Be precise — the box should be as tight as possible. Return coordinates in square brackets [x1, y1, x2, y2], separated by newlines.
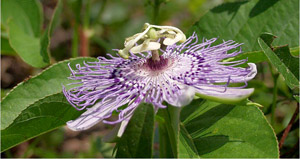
[1, 37, 16, 55]
[7, 20, 50, 67]
[179, 99, 279, 158]
[1, 0, 43, 37]
[294, 95, 300, 103]
[157, 117, 174, 158]
[1, 93, 82, 152]
[178, 124, 200, 158]
[290, 47, 300, 57]
[157, 105, 181, 158]
[189, 0, 299, 64]
[258, 33, 299, 90]
[1, 0, 63, 68]
[115, 103, 155, 158]
[1, 57, 97, 130]
[49, 0, 63, 35]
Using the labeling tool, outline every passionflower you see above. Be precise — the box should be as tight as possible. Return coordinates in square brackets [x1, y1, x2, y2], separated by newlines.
[63, 24, 257, 137]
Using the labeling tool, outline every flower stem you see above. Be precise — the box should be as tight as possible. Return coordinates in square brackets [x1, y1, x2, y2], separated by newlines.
[79, 0, 91, 57]
[268, 62, 279, 126]
[271, 73, 279, 126]
[79, 27, 89, 57]
[153, 0, 161, 24]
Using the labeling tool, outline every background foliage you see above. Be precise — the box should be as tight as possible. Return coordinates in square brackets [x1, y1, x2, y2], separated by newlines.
[1, 0, 299, 158]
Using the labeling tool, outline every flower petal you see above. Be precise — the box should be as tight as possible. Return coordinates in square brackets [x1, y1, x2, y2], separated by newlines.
[245, 63, 257, 81]
[165, 85, 195, 107]
[102, 119, 130, 142]
[195, 86, 254, 104]
[66, 102, 111, 131]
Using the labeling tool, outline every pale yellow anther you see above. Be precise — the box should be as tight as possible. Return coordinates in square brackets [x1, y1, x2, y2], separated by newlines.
[117, 23, 186, 58]
[118, 50, 129, 59]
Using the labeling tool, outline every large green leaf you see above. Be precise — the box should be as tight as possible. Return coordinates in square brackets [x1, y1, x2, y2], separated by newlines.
[1, 57, 96, 130]
[258, 33, 299, 90]
[1, 0, 62, 68]
[1, 0, 43, 37]
[1, 93, 82, 152]
[115, 103, 155, 158]
[179, 99, 279, 158]
[189, 0, 299, 63]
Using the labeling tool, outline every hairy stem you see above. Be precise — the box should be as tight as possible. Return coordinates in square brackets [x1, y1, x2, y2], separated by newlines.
[79, 27, 89, 57]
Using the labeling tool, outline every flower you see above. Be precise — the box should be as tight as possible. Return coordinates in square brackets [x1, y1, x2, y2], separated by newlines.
[63, 30, 257, 137]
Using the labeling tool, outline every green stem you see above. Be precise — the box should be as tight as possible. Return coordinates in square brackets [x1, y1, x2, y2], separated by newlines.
[158, 120, 174, 157]
[268, 62, 279, 126]
[83, 0, 91, 29]
[271, 75, 278, 126]
[153, 0, 161, 24]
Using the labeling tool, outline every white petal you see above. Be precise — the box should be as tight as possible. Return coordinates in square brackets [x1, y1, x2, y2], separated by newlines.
[67, 102, 111, 131]
[130, 42, 161, 53]
[245, 63, 257, 81]
[102, 118, 131, 142]
[166, 85, 195, 107]
[225, 63, 257, 83]
[117, 120, 129, 137]
[195, 86, 254, 104]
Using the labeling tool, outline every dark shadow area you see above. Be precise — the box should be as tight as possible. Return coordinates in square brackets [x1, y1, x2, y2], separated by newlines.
[183, 104, 235, 135]
[180, 102, 236, 155]
[194, 135, 229, 155]
[210, 1, 248, 26]
[211, 1, 248, 14]
[194, 135, 245, 155]
[249, 0, 279, 18]
[180, 99, 206, 122]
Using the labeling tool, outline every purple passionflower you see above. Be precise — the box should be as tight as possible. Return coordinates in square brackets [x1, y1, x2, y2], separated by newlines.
[63, 32, 257, 137]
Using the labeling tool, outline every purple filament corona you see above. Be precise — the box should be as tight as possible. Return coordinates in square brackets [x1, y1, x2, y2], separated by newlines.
[63, 33, 256, 130]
